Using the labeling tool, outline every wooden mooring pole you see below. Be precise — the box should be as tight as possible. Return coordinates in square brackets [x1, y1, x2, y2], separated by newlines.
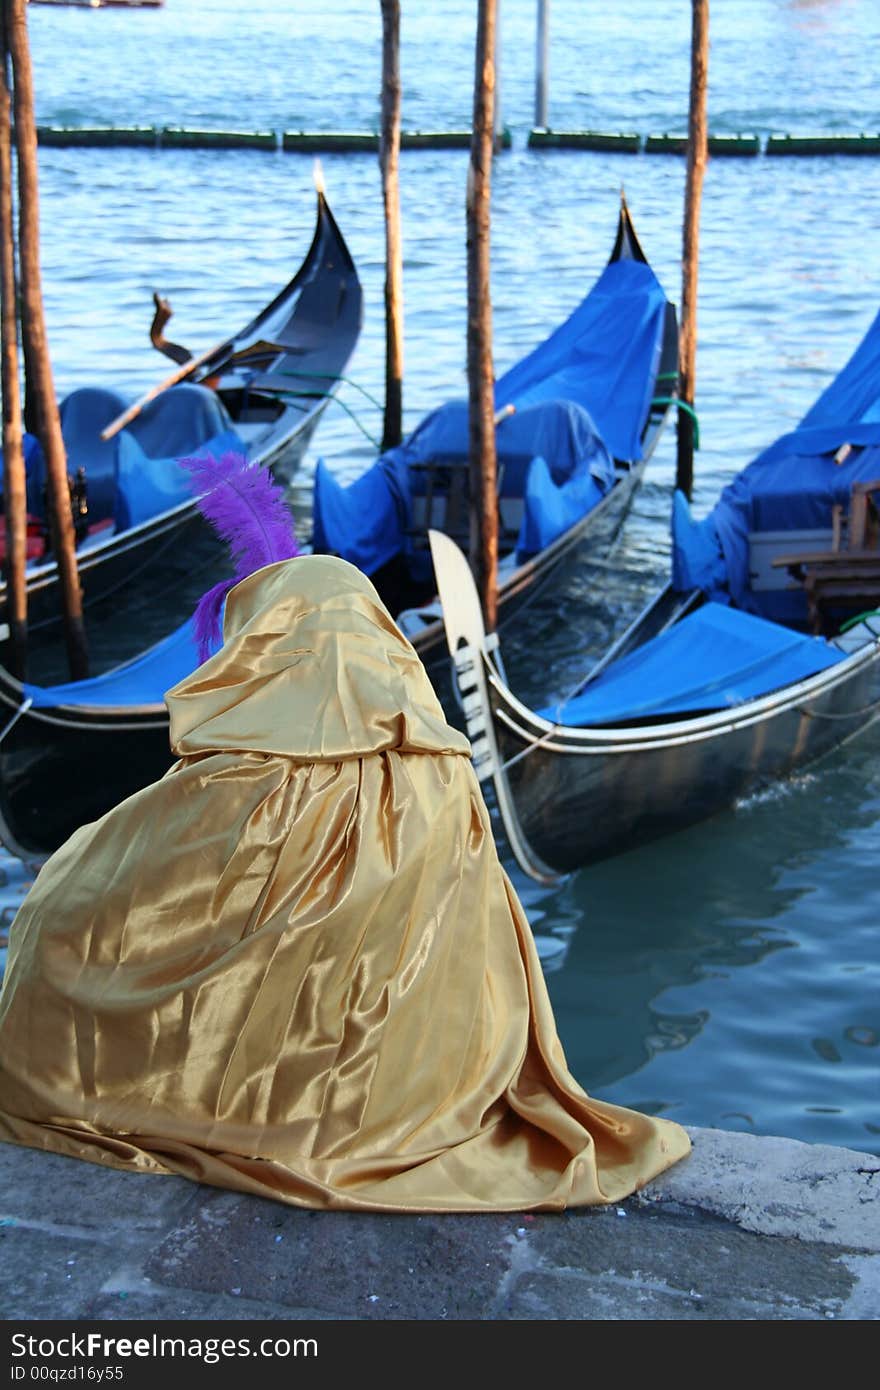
[7, 0, 87, 678]
[379, 0, 403, 451]
[467, 0, 498, 632]
[0, 4, 28, 677]
[535, 0, 549, 129]
[676, 0, 709, 502]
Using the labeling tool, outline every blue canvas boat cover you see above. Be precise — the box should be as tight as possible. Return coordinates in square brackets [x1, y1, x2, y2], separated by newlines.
[491, 259, 667, 464]
[540, 601, 843, 727]
[0, 433, 49, 516]
[313, 256, 668, 575]
[114, 424, 242, 530]
[115, 384, 243, 529]
[23, 618, 200, 710]
[672, 305, 880, 617]
[314, 397, 615, 575]
[3, 384, 244, 533]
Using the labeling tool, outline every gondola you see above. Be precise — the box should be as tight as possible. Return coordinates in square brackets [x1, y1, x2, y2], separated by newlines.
[0, 195, 676, 861]
[428, 302, 880, 884]
[0, 178, 362, 643]
[310, 193, 679, 674]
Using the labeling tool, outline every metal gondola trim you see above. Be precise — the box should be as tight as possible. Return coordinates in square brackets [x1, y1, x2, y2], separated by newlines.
[0, 676, 168, 730]
[486, 637, 880, 753]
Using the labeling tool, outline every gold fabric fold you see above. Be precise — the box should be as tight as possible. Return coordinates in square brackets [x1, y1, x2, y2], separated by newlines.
[0, 556, 690, 1211]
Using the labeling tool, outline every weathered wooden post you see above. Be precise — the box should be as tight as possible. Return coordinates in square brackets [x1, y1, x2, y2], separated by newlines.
[0, 3, 28, 677]
[676, 0, 709, 501]
[7, 0, 87, 677]
[379, 0, 403, 451]
[535, 0, 549, 129]
[467, 0, 499, 631]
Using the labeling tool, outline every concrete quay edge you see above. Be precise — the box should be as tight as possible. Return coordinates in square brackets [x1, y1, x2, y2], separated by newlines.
[0, 1125, 877, 1323]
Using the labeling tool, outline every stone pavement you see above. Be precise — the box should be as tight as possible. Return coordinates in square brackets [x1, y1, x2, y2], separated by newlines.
[1, 1126, 877, 1323]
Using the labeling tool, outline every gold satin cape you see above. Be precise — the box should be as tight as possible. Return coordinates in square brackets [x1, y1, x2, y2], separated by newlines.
[0, 556, 690, 1211]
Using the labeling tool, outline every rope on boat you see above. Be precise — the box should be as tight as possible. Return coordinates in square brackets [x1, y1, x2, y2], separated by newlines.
[839, 609, 880, 633]
[276, 369, 385, 416]
[270, 370, 383, 448]
[0, 698, 33, 747]
[798, 695, 880, 720]
[651, 395, 699, 447]
[314, 392, 382, 448]
[499, 717, 570, 775]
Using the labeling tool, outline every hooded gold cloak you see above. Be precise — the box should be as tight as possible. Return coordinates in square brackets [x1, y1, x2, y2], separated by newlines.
[0, 556, 690, 1211]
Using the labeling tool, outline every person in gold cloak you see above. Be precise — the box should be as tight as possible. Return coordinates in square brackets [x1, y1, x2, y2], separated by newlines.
[0, 554, 691, 1212]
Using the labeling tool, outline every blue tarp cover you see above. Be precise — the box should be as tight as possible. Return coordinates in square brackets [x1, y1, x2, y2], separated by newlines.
[24, 618, 200, 709]
[491, 259, 667, 463]
[0, 433, 49, 516]
[313, 255, 668, 574]
[115, 425, 242, 530]
[672, 306, 880, 614]
[313, 397, 616, 574]
[538, 601, 843, 727]
[3, 384, 244, 534]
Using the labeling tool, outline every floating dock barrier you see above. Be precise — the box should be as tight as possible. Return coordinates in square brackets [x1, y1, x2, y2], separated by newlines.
[644, 132, 760, 156]
[766, 133, 880, 156]
[31, 127, 880, 157]
[400, 130, 473, 149]
[36, 125, 158, 147]
[161, 127, 277, 150]
[34, 125, 512, 153]
[528, 129, 641, 152]
[282, 128, 510, 152]
[35, 126, 277, 150]
[282, 131, 378, 153]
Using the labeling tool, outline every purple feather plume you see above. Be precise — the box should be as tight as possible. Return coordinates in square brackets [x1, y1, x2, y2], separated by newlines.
[181, 450, 301, 661]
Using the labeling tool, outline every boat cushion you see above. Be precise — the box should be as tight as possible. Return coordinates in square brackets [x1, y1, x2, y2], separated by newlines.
[59, 387, 129, 525]
[516, 455, 604, 560]
[114, 426, 242, 530]
[312, 457, 405, 575]
[0, 432, 47, 518]
[671, 305, 880, 620]
[125, 383, 235, 458]
[314, 397, 615, 576]
[312, 252, 669, 575]
[539, 601, 844, 727]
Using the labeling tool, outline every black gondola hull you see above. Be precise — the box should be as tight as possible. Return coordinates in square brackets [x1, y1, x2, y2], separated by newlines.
[491, 648, 880, 873]
[0, 190, 361, 657]
[0, 688, 175, 862]
[3, 407, 322, 646]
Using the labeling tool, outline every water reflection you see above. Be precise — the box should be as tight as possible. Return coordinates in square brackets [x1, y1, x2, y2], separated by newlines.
[498, 722, 880, 1154]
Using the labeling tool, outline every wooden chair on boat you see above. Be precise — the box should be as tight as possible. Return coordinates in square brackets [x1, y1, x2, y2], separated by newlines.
[772, 477, 880, 634]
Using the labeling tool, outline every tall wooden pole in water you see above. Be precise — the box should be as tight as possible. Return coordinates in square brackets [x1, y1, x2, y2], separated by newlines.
[676, 0, 709, 501]
[6, 0, 87, 677]
[535, 0, 549, 128]
[379, 0, 403, 451]
[0, 5, 28, 677]
[467, 0, 498, 631]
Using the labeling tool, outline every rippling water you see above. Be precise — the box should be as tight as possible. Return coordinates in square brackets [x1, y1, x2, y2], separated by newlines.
[11, 0, 880, 1154]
